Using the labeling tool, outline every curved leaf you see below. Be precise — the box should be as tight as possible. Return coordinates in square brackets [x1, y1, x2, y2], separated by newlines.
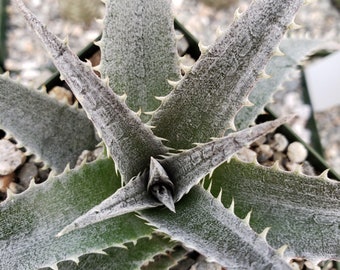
[0, 75, 97, 172]
[162, 117, 292, 201]
[14, 0, 167, 181]
[151, 0, 304, 149]
[0, 158, 152, 270]
[55, 235, 176, 270]
[235, 38, 329, 130]
[209, 158, 340, 262]
[57, 171, 160, 237]
[142, 186, 292, 269]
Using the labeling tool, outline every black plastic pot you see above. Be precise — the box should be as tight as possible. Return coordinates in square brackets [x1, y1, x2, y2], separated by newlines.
[0, 0, 9, 73]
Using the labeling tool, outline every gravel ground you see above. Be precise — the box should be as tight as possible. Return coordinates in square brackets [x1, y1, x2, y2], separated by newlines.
[5, 0, 104, 86]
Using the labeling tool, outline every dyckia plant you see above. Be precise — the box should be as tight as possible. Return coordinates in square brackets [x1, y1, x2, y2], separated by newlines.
[0, 0, 339, 269]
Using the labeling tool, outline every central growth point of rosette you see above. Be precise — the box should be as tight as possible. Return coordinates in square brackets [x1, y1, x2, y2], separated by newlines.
[147, 157, 176, 212]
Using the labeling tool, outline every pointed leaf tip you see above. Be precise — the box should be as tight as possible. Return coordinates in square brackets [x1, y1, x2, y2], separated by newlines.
[155, 187, 176, 213]
[148, 157, 176, 212]
[57, 173, 161, 236]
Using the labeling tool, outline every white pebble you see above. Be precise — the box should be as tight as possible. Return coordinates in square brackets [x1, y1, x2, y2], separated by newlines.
[0, 140, 25, 175]
[251, 135, 267, 147]
[256, 144, 274, 163]
[270, 133, 288, 152]
[236, 147, 257, 163]
[287, 142, 308, 163]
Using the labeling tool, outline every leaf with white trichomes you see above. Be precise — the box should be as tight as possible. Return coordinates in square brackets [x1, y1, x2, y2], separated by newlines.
[209, 158, 340, 262]
[100, 0, 181, 121]
[59, 117, 291, 236]
[0, 158, 152, 270]
[57, 170, 161, 237]
[56, 235, 176, 270]
[235, 38, 331, 130]
[14, 0, 167, 181]
[142, 246, 188, 270]
[0, 75, 97, 172]
[162, 116, 292, 202]
[151, 0, 304, 149]
[142, 185, 292, 269]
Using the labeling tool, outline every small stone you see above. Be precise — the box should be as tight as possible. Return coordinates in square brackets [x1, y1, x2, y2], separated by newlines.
[287, 142, 308, 163]
[236, 147, 257, 163]
[17, 162, 39, 188]
[270, 133, 288, 152]
[76, 150, 90, 166]
[48, 86, 73, 105]
[36, 169, 51, 184]
[8, 182, 25, 193]
[0, 139, 25, 175]
[0, 173, 15, 192]
[289, 262, 301, 270]
[285, 161, 301, 172]
[76, 147, 104, 166]
[301, 161, 316, 176]
[256, 144, 274, 163]
[304, 260, 319, 270]
[251, 135, 267, 147]
[272, 151, 286, 163]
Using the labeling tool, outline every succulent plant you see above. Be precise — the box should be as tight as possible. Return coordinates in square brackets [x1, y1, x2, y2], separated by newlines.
[0, 0, 339, 269]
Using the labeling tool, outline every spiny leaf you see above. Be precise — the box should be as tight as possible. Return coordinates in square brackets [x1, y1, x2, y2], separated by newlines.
[162, 116, 292, 202]
[151, 0, 304, 149]
[0, 75, 98, 172]
[0, 158, 152, 270]
[142, 185, 292, 269]
[59, 117, 290, 235]
[100, 0, 181, 122]
[55, 234, 176, 270]
[209, 158, 340, 262]
[148, 157, 175, 212]
[14, 0, 167, 181]
[57, 170, 160, 237]
[141, 246, 188, 270]
[235, 38, 331, 130]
